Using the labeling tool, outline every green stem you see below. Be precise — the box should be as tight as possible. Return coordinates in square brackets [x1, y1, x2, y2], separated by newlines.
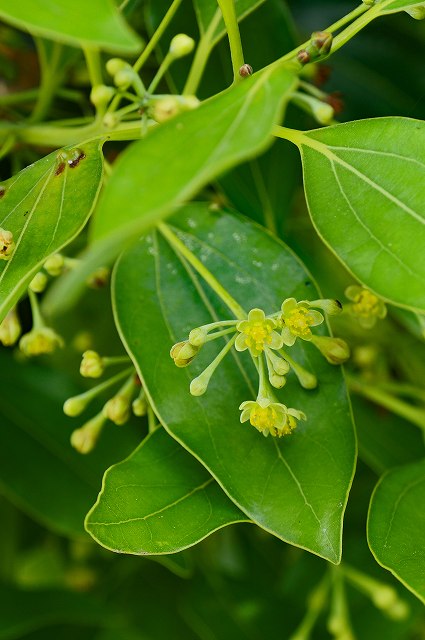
[147, 52, 173, 93]
[217, 0, 244, 83]
[0, 134, 15, 161]
[250, 160, 277, 234]
[28, 289, 44, 329]
[330, 2, 383, 55]
[103, 355, 132, 366]
[289, 575, 330, 640]
[205, 327, 237, 342]
[70, 367, 134, 405]
[147, 405, 157, 433]
[183, 9, 222, 95]
[348, 376, 425, 431]
[158, 223, 246, 320]
[133, 0, 184, 73]
[375, 381, 425, 404]
[30, 39, 63, 123]
[83, 46, 103, 88]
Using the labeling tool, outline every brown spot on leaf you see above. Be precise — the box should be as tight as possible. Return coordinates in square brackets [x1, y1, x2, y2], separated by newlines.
[55, 162, 65, 176]
[0, 186, 5, 198]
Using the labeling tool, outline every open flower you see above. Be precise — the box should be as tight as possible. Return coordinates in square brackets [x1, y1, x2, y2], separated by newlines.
[345, 285, 387, 329]
[235, 308, 283, 357]
[280, 298, 324, 346]
[239, 397, 306, 438]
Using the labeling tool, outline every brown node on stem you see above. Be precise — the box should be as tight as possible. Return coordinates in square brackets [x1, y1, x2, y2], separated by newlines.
[297, 50, 310, 65]
[239, 63, 253, 78]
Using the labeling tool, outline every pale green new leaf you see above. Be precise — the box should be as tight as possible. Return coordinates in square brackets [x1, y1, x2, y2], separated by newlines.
[113, 204, 356, 563]
[0, 140, 103, 323]
[378, 0, 425, 14]
[0, 0, 142, 53]
[368, 459, 425, 603]
[45, 64, 296, 317]
[86, 427, 246, 554]
[193, 0, 265, 43]
[291, 118, 425, 312]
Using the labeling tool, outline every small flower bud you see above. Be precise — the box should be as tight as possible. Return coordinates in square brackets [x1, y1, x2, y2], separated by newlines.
[19, 327, 63, 356]
[293, 365, 318, 390]
[132, 393, 147, 417]
[64, 396, 89, 417]
[86, 267, 110, 289]
[310, 31, 333, 57]
[80, 350, 104, 378]
[150, 96, 180, 123]
[114, 67, 135, 89]
[102, 113, 118, 129]
[29, 272, 48, 293]
[103, 394, 131, 425]
[170, 341, 200, 367]
[70, 413, 105, 454]
[269, 372, 286, 389]
[0, 307, 21, 346]
[44, 253, 65, 276]
[105, 58, 128, 77]
[239, 63, 253, 77]
[297, 49, 310, 65]
[0, 228, 15, 260]
[169, 34, 195, 59]
[190, 374, 208, 396]
[188, 327, 208, 347]
[371, 585, 398, 610]
[90, 84, 115, 107]
[311, 335, 350, 364]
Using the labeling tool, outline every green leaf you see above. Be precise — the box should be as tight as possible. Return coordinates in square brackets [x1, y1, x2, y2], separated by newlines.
[0, 0, 142, 53]
[193, 0, 265, 43]
[44, 63, 296, 317]
[0, 352, 140, 537]
[368, 459, 425, 602]
[113, 204, 356, 563]
[352, 397, 425, 475]
[287, 118, 425, 312]
[86, 427, 246, 554]
[0, 140, 103, 323]
[378, 0, 425, 14]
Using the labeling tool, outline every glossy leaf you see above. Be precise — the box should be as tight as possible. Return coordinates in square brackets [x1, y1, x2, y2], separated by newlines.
[0, 352, 140, 537]
[0, 0, 142, 53]
[113, 204, 356, 563]
[44, 63, 296, 317]
[291, 118, 425, 312]
[86, 427, 246, 554]
[0, 140, 103, 323]
[378, 0, 425, 13]
[193, 0, 265, 43]
[368, 459, 425, 602]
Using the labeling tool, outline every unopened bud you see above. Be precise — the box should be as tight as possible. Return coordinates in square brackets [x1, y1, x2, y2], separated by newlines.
[269, 372, 286, 389]
[80, 350, 104, 378]
[114, 67, 135, 88]
[0, 307, 21, 346]
[293, 364, 318, 389]
[86, 266, 110, 289]
[132, 393, 147, 417]
[105, 58, 128, 77]
[70, 413, 105, 454]
[190, 374, 208, 396]
[90, 84, 115, 107]
[44, 253, 65, 276]
[297, 49, 310, 65]
[169, 34, 195, 58]
[170, 341, 200, 367]
[64, 396, 89, 417]
[103, 394, 130, 425]
[239, 63, 253, 77]
[311, 335, 350, 364]
[29, 272, 48, 293]
[0, 228, 15, 260]
[189, 327, 208, 347]
[102, 113, 118, 129]
[151, 96, 180, 123]
[310, 31, 333, 57]
[371, 586, 398, 610]
[19, 327, 63, 356]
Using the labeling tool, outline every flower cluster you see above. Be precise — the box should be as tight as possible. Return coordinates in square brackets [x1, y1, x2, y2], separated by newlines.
[345, 285, 387, 329]
[170, 297, 349, 439]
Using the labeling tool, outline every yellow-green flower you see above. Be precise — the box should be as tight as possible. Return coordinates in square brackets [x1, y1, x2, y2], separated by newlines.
[235, 308, 283, 357]
[239, 397, 306, 438]
[280, 298, 324, 346]
[19, 327, 63, 356]
[345, 285, 387, 329]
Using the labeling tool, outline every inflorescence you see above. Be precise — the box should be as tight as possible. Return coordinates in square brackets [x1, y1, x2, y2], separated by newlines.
[170, 297, 349, 439]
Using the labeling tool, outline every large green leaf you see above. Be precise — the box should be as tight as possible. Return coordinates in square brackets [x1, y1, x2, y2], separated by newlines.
[0, 139, 103, 323]
[193, 0, 265, 43]
[368, 459, 425, 602]
[44, 63, 296, 317]
[0, 352, 140, 537]
[0, 0, 142, 53]
[378, 0, 425, 13]
[113, 204, 356, 563]
[286, 118, 425, 312]
[86, 427, 246, 554]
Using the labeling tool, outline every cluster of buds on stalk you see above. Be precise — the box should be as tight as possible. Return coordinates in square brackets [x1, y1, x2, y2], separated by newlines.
[64, 350, 150, 454]
[170, 297, 349, 439]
